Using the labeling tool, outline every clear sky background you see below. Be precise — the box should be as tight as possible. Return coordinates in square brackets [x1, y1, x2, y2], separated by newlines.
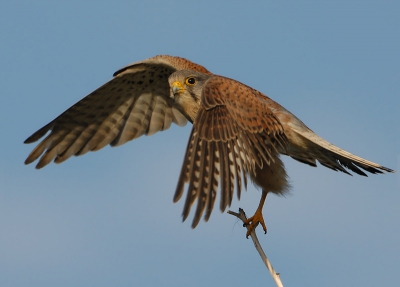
[1, 1, 399, 287]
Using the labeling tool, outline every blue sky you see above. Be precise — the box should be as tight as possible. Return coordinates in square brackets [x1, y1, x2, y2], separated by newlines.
[1, 1, 399, 286]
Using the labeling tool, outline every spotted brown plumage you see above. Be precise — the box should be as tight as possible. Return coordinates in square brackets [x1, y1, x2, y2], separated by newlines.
[25, 56, 395, 237]
[24, 55, 211, 168]
[168, 69, 394, 237]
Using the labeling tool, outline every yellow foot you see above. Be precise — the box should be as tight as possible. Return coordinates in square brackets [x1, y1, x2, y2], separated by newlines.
[243, 209, 267, 238]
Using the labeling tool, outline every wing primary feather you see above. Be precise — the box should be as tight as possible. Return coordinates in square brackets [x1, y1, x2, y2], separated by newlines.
[24, 134, 53, 165]
[192, 138, 209, 228]
[204, 141, 217, 221]
[227, 142, 235, 207]
[237, 133, 249, 190]
[231, 139, 242, 201]
[24, 122, 53, 144]
[174, 129, 197, 203]
[34, 130, 69, 168]
[219, 140, 233, 212]
[182, 131, 201, 222]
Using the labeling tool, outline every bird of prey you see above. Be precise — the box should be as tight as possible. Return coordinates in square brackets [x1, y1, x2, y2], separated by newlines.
[24, 55, 394, 237]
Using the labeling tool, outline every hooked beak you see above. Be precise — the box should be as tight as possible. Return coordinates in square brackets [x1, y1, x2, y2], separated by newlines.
[171, 81, 185, 98]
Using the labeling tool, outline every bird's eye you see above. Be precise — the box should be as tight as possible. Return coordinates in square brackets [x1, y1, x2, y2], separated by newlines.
[185, 77, 196, 86]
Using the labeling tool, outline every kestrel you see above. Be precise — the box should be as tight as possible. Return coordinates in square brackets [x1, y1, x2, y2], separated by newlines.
[168, 70, 394, 236]
[25, 55, 395, 237]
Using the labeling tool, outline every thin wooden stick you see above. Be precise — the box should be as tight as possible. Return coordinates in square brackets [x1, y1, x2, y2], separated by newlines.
[228, 208, 284, 287]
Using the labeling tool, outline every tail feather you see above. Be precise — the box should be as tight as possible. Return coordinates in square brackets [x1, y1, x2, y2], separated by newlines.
[290, 128, 395, 175]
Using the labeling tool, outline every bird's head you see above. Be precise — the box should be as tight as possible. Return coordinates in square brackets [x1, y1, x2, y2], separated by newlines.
[168, 70, 211, 122]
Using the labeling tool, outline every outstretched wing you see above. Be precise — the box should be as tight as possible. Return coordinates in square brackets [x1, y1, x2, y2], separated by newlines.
[174, 76, 288, 228]
[24, 55, 211, 169]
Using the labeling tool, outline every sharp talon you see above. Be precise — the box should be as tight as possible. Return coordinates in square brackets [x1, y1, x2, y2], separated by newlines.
[243, 209, 267, 237]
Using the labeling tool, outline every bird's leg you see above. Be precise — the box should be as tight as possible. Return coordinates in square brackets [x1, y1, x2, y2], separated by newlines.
[243, 190, 268, 238]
